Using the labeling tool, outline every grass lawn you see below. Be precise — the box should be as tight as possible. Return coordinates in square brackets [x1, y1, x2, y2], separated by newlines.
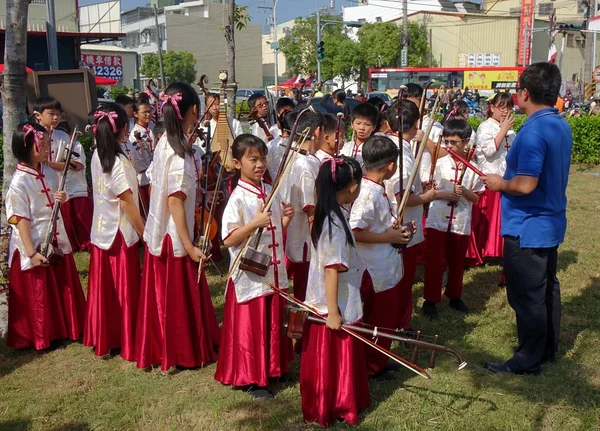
[1, 168, 600, 431]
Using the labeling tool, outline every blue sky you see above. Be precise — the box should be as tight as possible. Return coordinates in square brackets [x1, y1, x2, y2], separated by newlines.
[79, 0, 359, 33]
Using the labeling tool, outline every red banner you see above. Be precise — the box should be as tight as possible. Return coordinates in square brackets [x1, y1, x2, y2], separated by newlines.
[518, 0, 535, 66]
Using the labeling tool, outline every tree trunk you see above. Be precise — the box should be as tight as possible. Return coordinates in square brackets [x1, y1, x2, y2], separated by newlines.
[225, 0, 237, 118]
[1, 0, 31, 336]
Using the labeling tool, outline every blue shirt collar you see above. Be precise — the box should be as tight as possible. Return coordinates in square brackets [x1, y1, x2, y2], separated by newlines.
[521, 108, 559, 129]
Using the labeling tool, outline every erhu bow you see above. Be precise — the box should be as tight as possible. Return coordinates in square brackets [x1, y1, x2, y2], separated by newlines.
[334, 112, 344, 156]
[39, 126, 82, 264]
[145, 79, 161, 124]
[418, 79, 437, 130]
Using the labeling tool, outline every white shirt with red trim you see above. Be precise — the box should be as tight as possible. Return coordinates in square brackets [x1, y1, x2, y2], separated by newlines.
[48, 129, 88, 200]
[387, 139, 425, 247]
[90, 152, 140, 250]
[339, 140, 364, 165]
[425, 155, 485, 235]
[280, 152, 320, 263]
[201, 116, 244, 141]
[6, 164, 72, 270]
[221, 179, 288, 303]
[251, 121, 279, 143]
[128, 124, 154, 186]
[315, 148, 335, 162]
[305, 209, 363, 324]
[349, 177, 403, 292]
[418, 115, 443, 183]
[143, 134, 196, 257]
[266, 136, 285, 181]
[475, 118, 515, 176]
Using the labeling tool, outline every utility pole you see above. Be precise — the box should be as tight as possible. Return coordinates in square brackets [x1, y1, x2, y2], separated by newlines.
[428, 28, 433, 67]
[153, 7, 166, 88]
[401, 0, 408, 67]
[316, 3, 321, 82]
[522, 24, 529, 67]
[225, 0, 237, 117]
[259, 1, 280, 93]
[46, 0, 59, 69]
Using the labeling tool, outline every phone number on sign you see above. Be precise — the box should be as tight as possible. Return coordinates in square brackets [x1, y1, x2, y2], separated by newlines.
[87, 65, 123, 79]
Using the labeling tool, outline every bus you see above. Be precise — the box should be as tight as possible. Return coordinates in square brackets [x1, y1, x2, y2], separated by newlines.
[368, 67, 526, 97]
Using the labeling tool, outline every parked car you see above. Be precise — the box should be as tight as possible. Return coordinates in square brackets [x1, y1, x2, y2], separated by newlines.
[365, 92, 392, 105]
[236, 88, 265, 106]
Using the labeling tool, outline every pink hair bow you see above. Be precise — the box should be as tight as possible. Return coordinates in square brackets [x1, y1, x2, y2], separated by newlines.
[160, 92, 184, 120]
[321, 157, 345, 183]
[93, 111, 119, 134]
[23, 124, 44, 152]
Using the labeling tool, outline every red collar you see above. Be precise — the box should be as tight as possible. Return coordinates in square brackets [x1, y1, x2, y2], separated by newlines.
[237, 179, 267, 198]
[362, 176, 385, 190]
[16, 163, 44, 178]
[319, 148, 334, 157]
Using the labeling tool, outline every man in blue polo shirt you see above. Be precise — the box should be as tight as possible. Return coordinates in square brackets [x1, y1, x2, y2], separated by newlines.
[482, 62, 572, 375]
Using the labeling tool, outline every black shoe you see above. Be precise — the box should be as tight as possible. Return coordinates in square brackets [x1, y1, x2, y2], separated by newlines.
[370, 371, 396, 381]
[422, 301, 439, 319]
[384, 361, 403, 373]
[247, 386, 274, 399]
[483, 361, 540, 375]
[449, 298, 471, 314]
[497, 281, 506, 288]
[541, 355, 556, 364]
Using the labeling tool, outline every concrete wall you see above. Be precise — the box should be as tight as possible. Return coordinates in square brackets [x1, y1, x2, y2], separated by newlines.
[165, 4, 262, 89]
[0, 0, 78, 32]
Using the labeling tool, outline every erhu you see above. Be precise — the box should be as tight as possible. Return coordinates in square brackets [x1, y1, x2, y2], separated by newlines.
[268, 281, 467, 378]
[418, 79, 437, 131]
[227, 106, 315, 278]
[424, 135, 443, 219]
[146, 78, 161, 124]
[334, 112, 344, 156]
[39, 126, 82, 265]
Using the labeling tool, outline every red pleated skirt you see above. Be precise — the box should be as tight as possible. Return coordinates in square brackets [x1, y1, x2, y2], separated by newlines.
[84, 233, 141, 360]
[8, 251, 86, 349]
[139, 185, 151, 218]
[465, 192, 487, 267]
[134, 235, 220, 371]
[61, 196, 92, 251]
[214, 280, 294, 387]
[482, 189, 504, 258]
[300, 321, 370, 427]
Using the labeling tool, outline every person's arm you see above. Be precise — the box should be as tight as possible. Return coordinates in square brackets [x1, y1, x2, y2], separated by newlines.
[119, 190, 145, 236]
[353, 225, 413, 244]
[482, 174, 538, 196]
[325, 267, 343, 330]
[167, 192, 207, 262]
[223, 202, 272, 247]
[281, 201, 294, 229]
[15, 219, 48, 266]
[405, 188, 436, 207]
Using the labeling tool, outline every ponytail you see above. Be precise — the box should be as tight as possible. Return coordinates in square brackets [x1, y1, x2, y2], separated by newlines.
[311, 156, 362, 248]
[161, 82, 199, 158]
[92, 103, 127, 173]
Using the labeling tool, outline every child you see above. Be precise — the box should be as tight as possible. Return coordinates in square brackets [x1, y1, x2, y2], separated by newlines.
[84, 104, 145, 360]
[349, 135, 413, 376]
[474, 92, 515, 259]
[153, 121, 164, 145]
[385, 101, 436, 330]
[5, 122, 86, 349]
[215, 134, 295, 399]
[280, 109, 323, 352]
[339, 103, 379, 165]
[301, 156, 369, 426]
[33, 97, 92, 251]
[201, 92, 244, 140]
[315, 113, 338, 161]
[129, 100, 155, 211]
[134, 82, 220, 371]
[249, 93, 275, 142]
[115, 95, 137, 132]
[423, 119, 484, 319]
[265, 97, 294, 180]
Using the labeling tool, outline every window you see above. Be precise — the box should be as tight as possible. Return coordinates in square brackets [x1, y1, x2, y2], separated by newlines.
[375, 17, 382, 22]
[509, 7, 521, 17]
[30, 0, 46, 5]
[358, 18, 366, 24]
[567, 33, 575, 48]
[538, 3, 554, 16]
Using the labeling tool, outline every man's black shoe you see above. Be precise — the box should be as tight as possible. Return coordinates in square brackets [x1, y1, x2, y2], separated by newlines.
[422, 301, 439, 319]
[449, 298, 471, 314]
[483, 361, 540, 375]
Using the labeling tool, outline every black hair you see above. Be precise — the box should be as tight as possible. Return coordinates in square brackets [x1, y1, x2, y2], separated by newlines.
[311, 156, 362, 248]
[285, 107, 324, 141]
[137, 93, 151, 104]
[351, 102, 379, 126]
[447, 99, 469, 121]
[248, 93, 268, 109]
[162, 82, 199, 158]
[275, 97, 295, 113]
[153, 121, 165, 138]
[333, 89, 346, 104]
[115, 95, 136, 108]
[367, 96, 386, 112]
[33, 96, 61, 115]
[231, 133, 268, 161]
[443, 118, 472, 140]
[92, 103, 128, 173]
[519, 62, 562, 106]
[12, 122, 47, 164]
[487, 92, 514, 118]
[55, 120, 72, 136]
[322, 113, 337, 134]
[136, 99, 151, 109]
[386, 100, 420, 133]
[362, 135, 398, 171]
[404, 83, 423, 99]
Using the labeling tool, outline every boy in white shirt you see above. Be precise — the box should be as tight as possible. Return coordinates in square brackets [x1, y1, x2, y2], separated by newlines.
[339, 103, 379, 165]
[314, 113, 339, 161]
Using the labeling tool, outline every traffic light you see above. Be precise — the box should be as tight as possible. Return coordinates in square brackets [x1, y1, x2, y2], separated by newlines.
[558, 24, 583, 31]
[317, 40, 325, 60]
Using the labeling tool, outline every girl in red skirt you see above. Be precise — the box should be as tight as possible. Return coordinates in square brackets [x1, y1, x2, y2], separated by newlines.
[302, 156, 369, 426]
[84, 104, 145, 360]
[5, 122, 86, 350]
[215, 134, 295, 399]
[134, 82, 220, 371]
[474, 92, 516, 259]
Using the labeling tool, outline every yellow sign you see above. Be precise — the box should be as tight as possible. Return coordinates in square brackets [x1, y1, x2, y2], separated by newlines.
[463, 70, 520, 90]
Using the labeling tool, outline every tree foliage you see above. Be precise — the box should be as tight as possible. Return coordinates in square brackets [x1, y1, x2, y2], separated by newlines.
[140, 51, 197, 85]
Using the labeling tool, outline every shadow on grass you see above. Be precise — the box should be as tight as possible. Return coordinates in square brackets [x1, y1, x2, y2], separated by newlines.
[0, 338, 40, 379]
[0, 420, 31, 431]
[48, 423, 92, 431]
